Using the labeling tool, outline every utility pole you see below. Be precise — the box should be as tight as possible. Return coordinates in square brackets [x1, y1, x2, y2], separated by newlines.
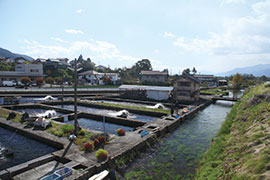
[74, 58, 78, 135]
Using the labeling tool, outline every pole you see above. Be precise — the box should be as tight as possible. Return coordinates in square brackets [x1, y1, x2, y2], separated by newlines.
[103, 116, 106, 135]
[61, 83, 64, 108]
[74, 58, 78, 135]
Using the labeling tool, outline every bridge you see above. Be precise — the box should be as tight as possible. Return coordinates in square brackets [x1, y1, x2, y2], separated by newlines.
[212, 96, 239, 102]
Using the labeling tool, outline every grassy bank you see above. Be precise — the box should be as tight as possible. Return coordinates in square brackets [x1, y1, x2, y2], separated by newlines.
[195, 84, 270, 180]
[200, 88, 228, 95]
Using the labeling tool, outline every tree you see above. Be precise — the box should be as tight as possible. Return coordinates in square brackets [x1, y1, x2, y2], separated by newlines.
[21, 77, 31, 88]
[135, 59, 152, 73]
[56, 77, 63, 85]
[45, 77, 54, 88]
[232, 73, 243, 89]
[35, 77, 44, 88]
[183, 68, 191, 74]
[192, 67, 197, 75]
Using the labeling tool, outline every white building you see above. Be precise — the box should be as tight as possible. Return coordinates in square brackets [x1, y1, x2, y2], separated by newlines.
[78, 70, 120, 85]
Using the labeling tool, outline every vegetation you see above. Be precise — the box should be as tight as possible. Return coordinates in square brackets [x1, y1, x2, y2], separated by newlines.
[21, 77, 31, 87]
[116, 128, 125, 136]
[35, 77, 43, 88]
[0, 62, 15, 71]
[45, 77, 54, 87]
[232, 73, 243, 89]
[200, 88, 228, 95]
[96, 148, 108, 161]
[85, 101, 170, 114]
[0, 107, 22, 123]
[84, 141, 94, 152]
[195, 84, 270, 180]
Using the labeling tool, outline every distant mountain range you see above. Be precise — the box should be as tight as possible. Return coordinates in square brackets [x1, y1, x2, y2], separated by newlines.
[217, 64, 270, 77]
[0, 47, 33, 61]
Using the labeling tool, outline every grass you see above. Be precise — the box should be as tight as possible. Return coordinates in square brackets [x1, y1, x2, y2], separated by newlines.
[86, 101, 170, 114]
[0, 107, 22, 123]
[195, 84, 270, 180]
[200, 88, 228, 95]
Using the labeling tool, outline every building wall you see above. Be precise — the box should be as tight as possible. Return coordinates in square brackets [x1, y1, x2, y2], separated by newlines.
[15, 64, 43, 75]
[173, 77, 200, 103]
[141, 75, 167, 83]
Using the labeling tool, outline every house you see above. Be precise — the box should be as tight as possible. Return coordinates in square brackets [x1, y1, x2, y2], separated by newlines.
[194, 74, 217, 87]
[173, 72, 200, 103]
[218, 79, 228, 86]
[96, 65, 107, 71]
[0, 64, 44, 84]
[78, 70, 120, 85]
[139, 70, 168, 83]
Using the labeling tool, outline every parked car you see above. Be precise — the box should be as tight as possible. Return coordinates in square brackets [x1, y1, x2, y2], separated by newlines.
[2, 80, 16, 87]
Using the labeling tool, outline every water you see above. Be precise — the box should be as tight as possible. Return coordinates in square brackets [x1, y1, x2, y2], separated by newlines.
[15, 108, 65, 117]
[123, 102, 233, 179]
[55, 105, 157, 122]
[0, 96, 73, 104]
[66, 118, 134, 134]
[0, 127, 56, 171]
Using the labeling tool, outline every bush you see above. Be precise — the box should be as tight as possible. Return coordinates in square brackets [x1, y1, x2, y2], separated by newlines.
[79, 129, 86, 136]
[61, 124, 74, 134]
[84, 141, 94, 152]
[96, 149, 108, 161]
[117, 128, 125, 136]
[98, 135, 106, 144]
[94, 138, 100, 148]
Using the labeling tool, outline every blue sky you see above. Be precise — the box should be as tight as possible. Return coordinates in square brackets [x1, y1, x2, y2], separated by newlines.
[1, 0, 270, 74]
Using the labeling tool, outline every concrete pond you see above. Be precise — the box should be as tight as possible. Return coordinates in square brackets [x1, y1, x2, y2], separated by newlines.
[0, 93, 236, 179]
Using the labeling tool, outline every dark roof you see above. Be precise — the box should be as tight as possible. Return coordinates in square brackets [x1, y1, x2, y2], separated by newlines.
[177, 72, 200, 83]
[140, 70, 168, 76]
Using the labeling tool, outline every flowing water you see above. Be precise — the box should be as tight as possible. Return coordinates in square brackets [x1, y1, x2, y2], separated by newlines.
[54, 105, 157, 122]
[0, 127, 56, 171]
[15, 108, 65, 117]
[122, 101, 233, 180]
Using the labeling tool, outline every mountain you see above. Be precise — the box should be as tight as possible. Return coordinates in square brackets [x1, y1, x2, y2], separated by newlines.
[0, 47, 34, 61]
[218, 64, 270, 77]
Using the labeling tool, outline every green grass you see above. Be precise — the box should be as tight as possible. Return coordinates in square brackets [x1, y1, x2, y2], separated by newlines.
[0, 107, 22, 123]
[195, 84, 270, 180]
[87, 101, 170, 114]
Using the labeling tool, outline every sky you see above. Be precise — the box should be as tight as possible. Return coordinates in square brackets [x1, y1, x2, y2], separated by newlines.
[1, 0, 270, 75]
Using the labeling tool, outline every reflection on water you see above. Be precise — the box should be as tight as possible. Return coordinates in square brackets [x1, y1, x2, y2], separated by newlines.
[55, 105, 157, 122]
[66, 118, 134, 134]
[123, 102, 232, 179]
[0, 127, 56, 171]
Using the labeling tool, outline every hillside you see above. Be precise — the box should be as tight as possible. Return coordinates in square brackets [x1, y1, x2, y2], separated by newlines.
[218, 64, 270, 77]
[0, 47, 33, 61]
[196, 84, 270, 180]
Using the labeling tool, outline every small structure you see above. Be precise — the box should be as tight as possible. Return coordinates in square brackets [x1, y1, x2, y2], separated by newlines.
[139, 70, 168, 83]
[78, 70, 120, 85]
[173, 72, 200, 103]
[218, 79, 228, 86]
[194, 74, 217, 87]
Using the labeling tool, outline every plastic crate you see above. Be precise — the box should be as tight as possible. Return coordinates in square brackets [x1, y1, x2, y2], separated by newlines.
[55, 167, 72, 179]
[41, 173, 60, 180]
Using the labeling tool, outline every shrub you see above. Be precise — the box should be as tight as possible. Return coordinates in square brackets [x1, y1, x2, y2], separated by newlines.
[79, 129, 86, 136]
[98, 135, 106, 144]
[96, 149, 108, 161]
[94, 138, 100, 148]
[84, 141, 94, 152]
[61, 124, 74, 134]
[117, 128, 125, 136]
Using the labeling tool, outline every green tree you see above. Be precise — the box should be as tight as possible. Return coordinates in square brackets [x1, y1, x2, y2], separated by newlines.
[45, 77, 54, 88]
[135, 59, 152, 73]
[232, 73, 243, 89]
[192, 67, 197, 75]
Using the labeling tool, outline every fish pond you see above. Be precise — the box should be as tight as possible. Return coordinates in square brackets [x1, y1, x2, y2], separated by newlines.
[122, 101, 233, 180]
[0, 127, 57, 171]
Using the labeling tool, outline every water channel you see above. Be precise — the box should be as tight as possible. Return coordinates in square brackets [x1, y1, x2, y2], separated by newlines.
[122, 100, 233, 180]
[54, 105, 157, 122]
[0, 127, 57, 171]
[15, 108, 65, 117]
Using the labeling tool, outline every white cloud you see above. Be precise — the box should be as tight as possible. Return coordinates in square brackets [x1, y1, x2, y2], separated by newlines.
[23, 39, 144, 68]
[163, 32, 176, 38]
[65, 29, 84, 34]
[76, 9, 83, 14]
[51, 37, 68, 43]
[222, 0, 245, 4]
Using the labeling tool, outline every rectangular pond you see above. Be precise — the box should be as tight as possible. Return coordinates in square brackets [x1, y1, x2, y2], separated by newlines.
[54, 105, 157, 122]
[66, 118, 134, 134]
[0, 127, 57, 171]
[14, 108, 65, 117]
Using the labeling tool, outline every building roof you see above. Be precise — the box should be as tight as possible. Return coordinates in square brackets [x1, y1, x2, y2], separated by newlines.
[194, 74, 214, 78]
[140, 70, 168, 76]
[78, 70, 119, 76]
[177, 72, 200, 83]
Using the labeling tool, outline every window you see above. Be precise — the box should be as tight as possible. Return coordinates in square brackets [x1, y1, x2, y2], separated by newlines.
[178, 82, 191, 87]
[30, 69, 39, 72]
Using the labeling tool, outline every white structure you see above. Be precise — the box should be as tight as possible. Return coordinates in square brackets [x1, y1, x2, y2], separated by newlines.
[119, 85, 173, 100]
[0, 63, 44, 84]
[78, 70, 120, 85]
